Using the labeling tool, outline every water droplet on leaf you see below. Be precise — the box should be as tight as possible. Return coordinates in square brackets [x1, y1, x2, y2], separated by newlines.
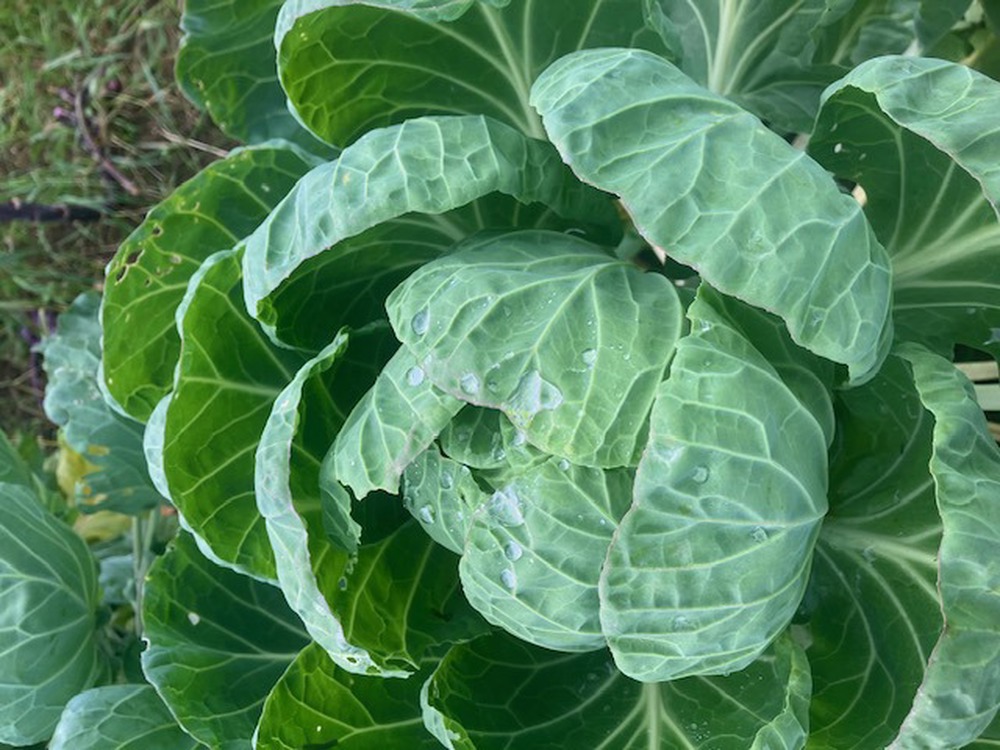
[500, 568, 517, 590]
[582, 349, 597, 367]
[418, 505, 435, 524]
[440, 472, 454, 490]
[411, 308, 429, 335]
[691, 465, 709, 483]
[460, 373, 480, 395]
[406, 366, 425, 386]
[504, 541, 523, 561]
[750, 526, 768, 544]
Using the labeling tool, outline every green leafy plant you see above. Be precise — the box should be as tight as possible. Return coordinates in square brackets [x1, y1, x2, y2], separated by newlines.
[5, 1, 1000, 747]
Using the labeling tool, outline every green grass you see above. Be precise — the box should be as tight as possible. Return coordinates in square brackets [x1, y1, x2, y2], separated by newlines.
[0, 0, 231, 438]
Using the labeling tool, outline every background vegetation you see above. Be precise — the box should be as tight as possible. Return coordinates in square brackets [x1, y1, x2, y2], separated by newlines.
[0, 0, 228, 437]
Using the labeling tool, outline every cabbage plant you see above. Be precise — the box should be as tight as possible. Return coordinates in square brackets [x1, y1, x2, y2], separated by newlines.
[5, 0, 1000, 748]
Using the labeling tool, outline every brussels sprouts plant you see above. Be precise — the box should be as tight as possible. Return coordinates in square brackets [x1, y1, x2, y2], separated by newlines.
[4, 1, 1000, 748]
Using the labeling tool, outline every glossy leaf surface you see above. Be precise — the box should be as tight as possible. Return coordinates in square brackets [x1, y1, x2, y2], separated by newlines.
[422, 632, 811, 749]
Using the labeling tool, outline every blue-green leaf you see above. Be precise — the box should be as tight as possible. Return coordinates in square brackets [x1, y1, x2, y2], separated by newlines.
[600, 289, 829, 681]
[0, 484, 101, 746]
[532, 47, 893, 383]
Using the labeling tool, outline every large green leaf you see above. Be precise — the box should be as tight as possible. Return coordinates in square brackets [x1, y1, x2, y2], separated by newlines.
[422, 632, 811, 749]
[889, 344, 1000, 748]
[532, 47, 893, 383]
[40, 292, 159, 515]
[387, 230, 684, 467]
[176, 0, 331, 149]
[600, 289, 829, 682]
[275, 0, 662, 144]
[256, 643, 439, 749]
[643, 0, 852, 131]
[102, 144, 318, 421]
[804, 356, 942, 748]
[142, 532, 309, 750]
[241, 115, 620, 346]
[0, 484, 101, 746]
[162, 249, 307, 581]
[49, 685, 198, 750]
[810, 56, 1000, 359]
[460, 458, 633, 652]
[332, 346, 464, 500]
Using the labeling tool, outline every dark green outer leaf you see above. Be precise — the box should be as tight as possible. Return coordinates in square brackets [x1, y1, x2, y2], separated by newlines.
[643, 0, 852, 131]
[810, 56, 1000, 359]
[0, 484, 101, 746]
[275, 0, 662, 144]
[40, 292, 159, 514]
[890, 344, 1000, 748]
[256, 643, 439, 749]
[163, 249, 307, 581]
[600, 290, 829, 682]
[102, 144, 318, 421]
[805, 356, 942, 749]
[387, 231, 684, 468]
[330, 521, 490, 671]
[241, 115, 619, 336]
[49, 685, 199, 750]
[532, 47, 893, 383]
[142, 532, 309, 750]
[176, 0, 331, 149]
[422, 631, 811, 749]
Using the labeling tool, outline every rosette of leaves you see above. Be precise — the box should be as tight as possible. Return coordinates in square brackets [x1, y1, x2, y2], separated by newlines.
[62, 0, 1000, 747]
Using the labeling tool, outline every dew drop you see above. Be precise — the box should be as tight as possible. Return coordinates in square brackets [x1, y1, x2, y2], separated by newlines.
[691, 465, 709, 484]
[187, 612, 201, 626]
[460, 373, 480, 395]
[418, 505, 435, 525]
[511, 430, 527, 447]
[440, 471, 454, 490]
[500, 568, 517, 590]
[491, 445, 507, 462]
[406, 366, 425, 386]
[507, 370, 563, 421]
[337, 577, 348, 591]
[750, 526, 768, 544]
[411, 308, 430, 335]
[672, 615, 690, 630]
[504, 541, 523, 561]
[487, 486, 525, 527]
[862, 545, 877, 564]
[558, 458, 570, 471]
[581, 349, 598, 367]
